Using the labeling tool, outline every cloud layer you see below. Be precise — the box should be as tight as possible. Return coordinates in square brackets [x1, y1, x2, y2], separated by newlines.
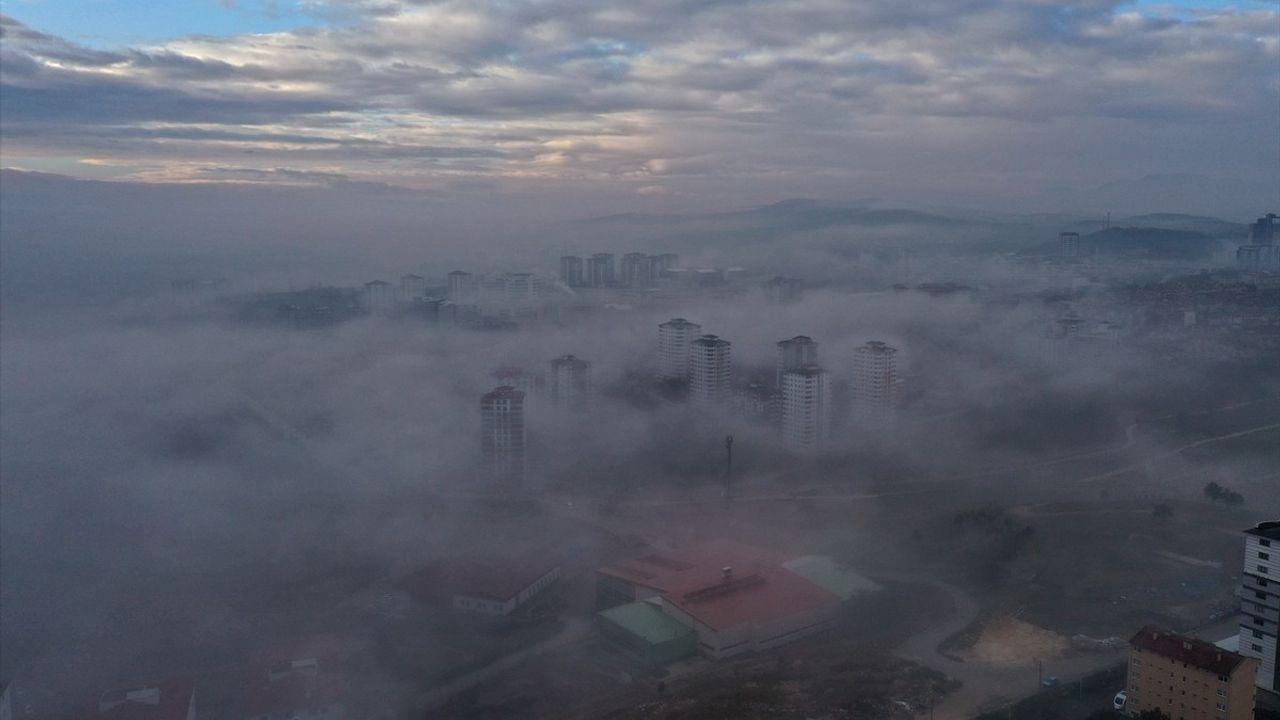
[1, 0, 1277, 207]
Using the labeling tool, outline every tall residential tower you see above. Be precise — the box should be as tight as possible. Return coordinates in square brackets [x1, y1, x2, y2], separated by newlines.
[690, 335, 732, 408]
[776, 336, 819, 386]
[658, 318, 702, 381]
[1240, 520, 1280, 692]
[550, 354, 593, 412]
[481, 386, 526, 485]
[852, 340, 899, 425]
[781, 365, 831, 451]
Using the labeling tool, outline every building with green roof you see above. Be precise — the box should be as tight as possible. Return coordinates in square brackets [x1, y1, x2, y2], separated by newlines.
[781, 555, 882, 600]
[595, 600, 697, 666]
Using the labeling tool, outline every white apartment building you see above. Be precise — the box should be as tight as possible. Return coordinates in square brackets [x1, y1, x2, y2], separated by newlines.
[690, 335, 732, 409]
[659, 318, 702, 380]
[1241, 521, 1280, 692]
[550, 354, 592, 412]
[481, 386, 526, 484]
[852, 340, 899, 424]
[781, 365, 831, 451]
[776, 335, 819, 386]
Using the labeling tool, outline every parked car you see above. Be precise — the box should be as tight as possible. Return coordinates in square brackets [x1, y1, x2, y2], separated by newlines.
[1113, 690, 1128, 711]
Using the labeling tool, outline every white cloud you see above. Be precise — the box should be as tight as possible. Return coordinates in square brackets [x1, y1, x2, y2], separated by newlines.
[0, 1, 1276, 205]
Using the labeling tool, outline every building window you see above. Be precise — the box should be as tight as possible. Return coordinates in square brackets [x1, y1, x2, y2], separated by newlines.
[1262, 552, 1272, 561]
[1216, 702, 1227, 711]
[1263, 538, 1273, 547]
[1254, 643, 1264, 652]
[1218, 689, 1226, 696]
[1256, 630, 1265, 639]
[1260, 565, 1270, 574]
[1258, 591, 1268, 599]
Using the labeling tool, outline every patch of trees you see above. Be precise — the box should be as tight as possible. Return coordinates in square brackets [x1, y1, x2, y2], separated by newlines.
[952, 506, 1036, 584]
[1203, 481, 1245, 506]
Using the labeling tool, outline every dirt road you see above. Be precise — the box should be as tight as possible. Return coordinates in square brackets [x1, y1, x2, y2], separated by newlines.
[892, 582, 1124, 719]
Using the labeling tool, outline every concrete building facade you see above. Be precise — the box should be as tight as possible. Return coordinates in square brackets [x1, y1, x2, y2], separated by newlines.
[690, 335, 732, 409]
[559, 256, 584, 288]
[361, 280, 395, 315]
[1060, 231, 1081, 258]
[658, 318, 702, 381]
[1124, 626, 1257, 720]
[852, 340, 899, 424]
[1240, 521, 1280, 692]
[776, 335, 819, 386]
[550, 355, 592, 412]
[447, 270, 476, 303]
[620, 252, 655, 288]
[480, 386, 525, 484]
[586, 253, 615, 288]
[781, 365, 831, 451]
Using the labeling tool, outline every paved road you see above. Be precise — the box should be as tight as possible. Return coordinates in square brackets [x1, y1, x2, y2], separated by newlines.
[416, 617, 591, 711]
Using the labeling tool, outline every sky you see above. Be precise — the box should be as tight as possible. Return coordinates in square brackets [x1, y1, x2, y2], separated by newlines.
[0, 0, 1277, 216]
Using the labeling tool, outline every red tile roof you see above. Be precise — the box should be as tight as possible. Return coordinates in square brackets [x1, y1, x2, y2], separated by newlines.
[600, 540, 839, 631]
[663, 563, 839, 631]
[597, 540, 789, 594]
[1129, 626, 1248, 676]
[80, 678, 193, 720]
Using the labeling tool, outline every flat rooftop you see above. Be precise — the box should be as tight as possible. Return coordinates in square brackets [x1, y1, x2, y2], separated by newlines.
[599, 541, 867, 632]
[1245, 520, 1280, 541]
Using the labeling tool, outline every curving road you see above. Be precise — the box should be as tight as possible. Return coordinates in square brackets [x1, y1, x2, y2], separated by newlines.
[891, 582, 1124, 719]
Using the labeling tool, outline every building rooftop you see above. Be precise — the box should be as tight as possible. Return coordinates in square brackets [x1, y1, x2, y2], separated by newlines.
[600, 541, 853, 632]
[1244, 520, 1280, 541]
[551, 354, 590, 368]
[857, 340, 897, 354]
[781, 555, 882, 600]
[598, 541, 787, 594]
[1129, 626, 1248, 676]
[81, 678, 193, 720]
[664, 563, 838, 632]
[482, 386, 525, 401]
[598, 601, 695, 644]
[660, 318, 699, 328]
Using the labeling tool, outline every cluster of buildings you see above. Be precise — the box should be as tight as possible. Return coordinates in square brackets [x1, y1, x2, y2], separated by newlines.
[1118, 521, 1280, 719]
[480, 354, 594, 484]
[659, 318, 901, 451]
[594, 541, 880, 663]
[559, 253, 754, 291]
[480, 317, 906, 485]
[559, 253, 681, 289]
